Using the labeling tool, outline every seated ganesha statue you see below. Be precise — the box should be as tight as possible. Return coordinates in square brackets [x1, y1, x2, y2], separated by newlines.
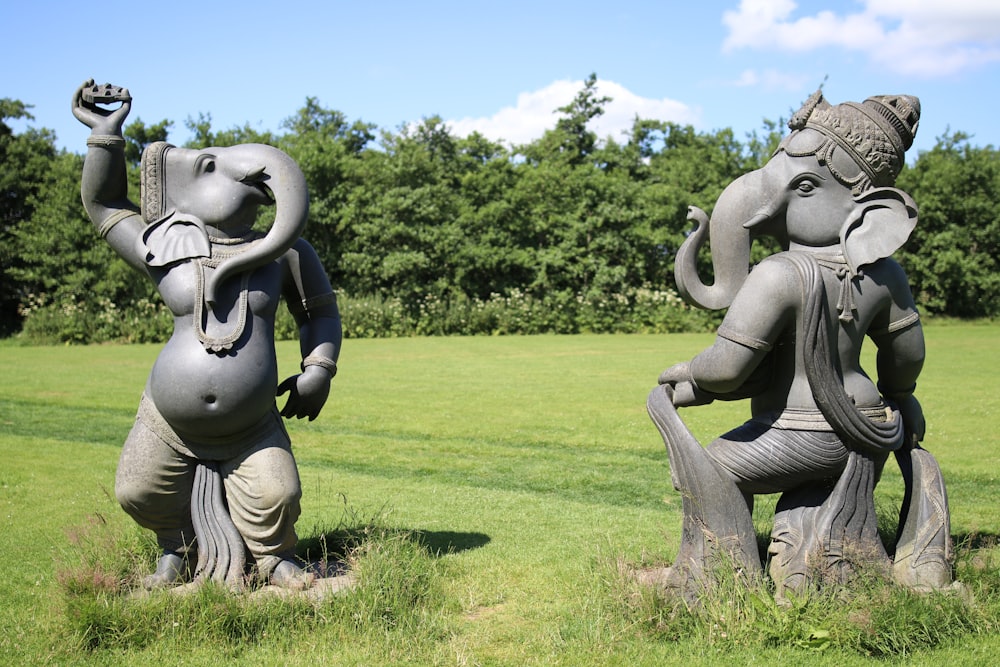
[72, 80, 342, 591]
[646, 91, 954, 600]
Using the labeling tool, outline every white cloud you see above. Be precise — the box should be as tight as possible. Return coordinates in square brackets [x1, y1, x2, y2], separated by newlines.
[445, 79, 698, 147]
[721, 0, 1000, 76]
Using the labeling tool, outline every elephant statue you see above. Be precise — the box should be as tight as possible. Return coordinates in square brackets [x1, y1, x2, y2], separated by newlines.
[646, 91, 953, 600]
[72, 80, 342, 591]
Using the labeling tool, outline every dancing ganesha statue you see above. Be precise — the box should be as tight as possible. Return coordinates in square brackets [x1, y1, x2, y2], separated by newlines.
[73, 80, 341, 591]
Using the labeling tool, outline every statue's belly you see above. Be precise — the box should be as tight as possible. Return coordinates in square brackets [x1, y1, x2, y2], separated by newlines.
[148, 327, 278, 437]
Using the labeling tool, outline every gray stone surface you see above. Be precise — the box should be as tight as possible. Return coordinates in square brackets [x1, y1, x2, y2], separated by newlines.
[652, 91, 953, 599]
[73, 79, 342, 591]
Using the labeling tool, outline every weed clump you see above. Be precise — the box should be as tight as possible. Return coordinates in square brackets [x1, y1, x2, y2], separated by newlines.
[604, 538, 1000, 658]
[54, 508, 449, 657]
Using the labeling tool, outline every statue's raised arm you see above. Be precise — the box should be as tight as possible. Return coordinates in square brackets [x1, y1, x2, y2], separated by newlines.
[72, 79, 145, 271]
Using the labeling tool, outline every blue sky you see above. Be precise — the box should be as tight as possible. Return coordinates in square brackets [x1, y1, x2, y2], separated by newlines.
[4, 1, 1000, 158]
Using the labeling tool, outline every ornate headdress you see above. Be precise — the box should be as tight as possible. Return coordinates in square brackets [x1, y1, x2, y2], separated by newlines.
[140, 141, 176, 223]
[779, 91, 920, 194]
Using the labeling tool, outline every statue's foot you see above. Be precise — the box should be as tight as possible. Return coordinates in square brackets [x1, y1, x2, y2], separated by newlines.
[143, 551, 190, 590]
[632, 564, 706, 605]
[632, 565, 676, 589]
[269, 559, 315, 591]
[895, 559, 954, 592]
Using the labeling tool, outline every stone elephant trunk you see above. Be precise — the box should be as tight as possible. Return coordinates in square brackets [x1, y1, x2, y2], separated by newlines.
[202, 143, 309, 307]
[673, 167, 782, 311]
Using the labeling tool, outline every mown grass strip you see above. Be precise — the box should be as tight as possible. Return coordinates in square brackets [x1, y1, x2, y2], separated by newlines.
[1, 325, 998, 665]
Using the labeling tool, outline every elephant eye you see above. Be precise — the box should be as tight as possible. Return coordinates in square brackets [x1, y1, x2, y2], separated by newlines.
[792, 175, 821, 196]
[194, 154, 216, 174]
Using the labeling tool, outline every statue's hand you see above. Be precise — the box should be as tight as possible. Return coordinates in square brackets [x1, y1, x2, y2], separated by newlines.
[658, 361, 690, 386]
[658, 362, 713, 407]
[277, 366, 331, 421]
[72, 79, 132, 135]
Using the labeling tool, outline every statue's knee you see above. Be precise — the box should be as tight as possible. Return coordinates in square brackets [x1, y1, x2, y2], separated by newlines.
[257, 480, 302, 513]
[115, 476, 145, 513]
[115, 474, 186, 520]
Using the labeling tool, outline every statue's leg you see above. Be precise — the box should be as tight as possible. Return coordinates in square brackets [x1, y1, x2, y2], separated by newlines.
[645, 386, 760, 599]
[221, 423, 311, 590]
[115, 415, 196, 588]
[769, 483, 835, 597]
[893, 446, 953, 590]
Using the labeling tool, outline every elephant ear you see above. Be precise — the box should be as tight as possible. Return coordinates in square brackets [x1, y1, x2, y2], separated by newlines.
[140, 212, 211, 267]
[840, 188, 918, 275]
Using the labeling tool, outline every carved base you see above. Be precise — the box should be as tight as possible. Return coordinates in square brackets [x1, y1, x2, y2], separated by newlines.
[645, 387, 955, 602]
[768, 449, 891, 599]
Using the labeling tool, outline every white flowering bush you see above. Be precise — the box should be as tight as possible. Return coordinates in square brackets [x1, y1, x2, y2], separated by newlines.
[17, 286, 720, 344]
[18, 293, 172, 344]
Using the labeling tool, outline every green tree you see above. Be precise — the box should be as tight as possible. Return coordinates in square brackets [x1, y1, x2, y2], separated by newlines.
[338, 116, 468, 301]
[183, 112, 277, 149]
[8, 151, 158, 314]
[743, 118, 786, 170]
[278, 97, 375, 289]
[521, 72, 610, 167]
[0, 99, 58, 334]
[896, 131, 1000, 318]
[448, 131, 529, 298]
[505, 75, 627, 299]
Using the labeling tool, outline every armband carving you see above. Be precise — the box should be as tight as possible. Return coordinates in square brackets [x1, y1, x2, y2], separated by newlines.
[87, 134, 126, 148]
[868, 311, 920, 337]
[98, 207, 141, 238]
[288, 291, 337, 316]
[717, 325, 774, 351]
[301, 355, 338, 377]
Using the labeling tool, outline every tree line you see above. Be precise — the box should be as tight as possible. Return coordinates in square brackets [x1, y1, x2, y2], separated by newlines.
[2, 76, 998, 342]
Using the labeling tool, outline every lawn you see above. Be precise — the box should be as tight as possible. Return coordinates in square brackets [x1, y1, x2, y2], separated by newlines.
[1, 324, 999, 665]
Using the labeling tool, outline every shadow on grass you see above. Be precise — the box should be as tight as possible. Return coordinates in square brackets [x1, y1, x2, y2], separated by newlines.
[953, 531, 1000, 550]
[297, 526, 490, 562]
[413, 529, 491, 555]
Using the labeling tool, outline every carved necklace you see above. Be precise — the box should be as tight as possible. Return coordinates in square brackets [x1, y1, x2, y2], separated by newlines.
[192, 233, 264, 353]
[814, 253, 860, 324]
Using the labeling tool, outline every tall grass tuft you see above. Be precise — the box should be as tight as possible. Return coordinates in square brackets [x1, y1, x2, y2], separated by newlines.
[54, 506, 450, 656]
[600, 536, 1000, 658]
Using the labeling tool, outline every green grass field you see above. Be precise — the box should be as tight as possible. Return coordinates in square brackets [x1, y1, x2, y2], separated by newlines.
[2, 324, 999, 665]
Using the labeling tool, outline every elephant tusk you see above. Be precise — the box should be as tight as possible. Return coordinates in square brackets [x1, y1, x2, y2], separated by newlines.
[239, 166, 274, 203]
[742, 212, 771, 230]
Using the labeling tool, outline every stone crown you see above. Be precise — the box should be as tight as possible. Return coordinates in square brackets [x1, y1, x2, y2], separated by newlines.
[786, 90, 920, 191]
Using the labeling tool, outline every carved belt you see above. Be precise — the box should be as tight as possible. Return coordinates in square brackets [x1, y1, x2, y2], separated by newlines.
[753, 405, 894, 431]
[136, 392, 288, 462]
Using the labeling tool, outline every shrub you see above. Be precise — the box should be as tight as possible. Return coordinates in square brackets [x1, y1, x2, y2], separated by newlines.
[337, 286, 721, 339]
[17, 293, 172, 345]
[16, 285, 722, 344]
